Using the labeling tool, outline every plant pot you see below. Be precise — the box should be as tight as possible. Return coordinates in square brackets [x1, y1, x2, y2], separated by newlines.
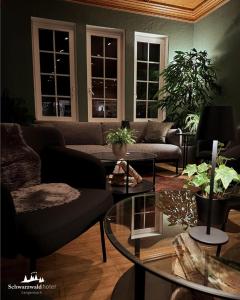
[195, 192, 228, 226]
[112, 143, 127, 159]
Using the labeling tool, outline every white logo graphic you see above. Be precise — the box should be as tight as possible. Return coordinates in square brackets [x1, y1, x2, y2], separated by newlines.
[21, 272, 45, 284]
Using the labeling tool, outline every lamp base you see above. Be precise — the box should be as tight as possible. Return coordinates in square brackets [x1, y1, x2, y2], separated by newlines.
[189, 226, 229, 245]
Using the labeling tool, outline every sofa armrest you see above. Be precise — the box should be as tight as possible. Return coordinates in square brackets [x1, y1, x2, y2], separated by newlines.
[40, 147, 106, 189]
[21, 125, 65, 155]
[166, 129, 182, 147]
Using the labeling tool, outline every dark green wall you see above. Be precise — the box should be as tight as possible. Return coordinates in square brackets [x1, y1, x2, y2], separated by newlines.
[2, 0, 193, 121]
[194, 0, 240, 123]
[2, 0, 239, 122]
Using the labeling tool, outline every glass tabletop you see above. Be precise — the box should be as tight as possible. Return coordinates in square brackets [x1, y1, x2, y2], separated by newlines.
[93, 151, 157, 162]
[104, 191, 240, 299]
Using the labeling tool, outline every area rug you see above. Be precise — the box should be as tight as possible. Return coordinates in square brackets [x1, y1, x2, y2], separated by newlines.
[144, 173, 186, 192]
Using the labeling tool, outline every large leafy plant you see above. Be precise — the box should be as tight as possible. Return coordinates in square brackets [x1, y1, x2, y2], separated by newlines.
[183, 155, 240, 199]
[156, 48, 219, 127]
[106, 128, 136, 145]
[184, 114, 200, 134]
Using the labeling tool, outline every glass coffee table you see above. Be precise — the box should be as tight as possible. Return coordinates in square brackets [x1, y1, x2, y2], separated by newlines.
[104, 191, 240, 300]
[93, 152, 157, 198]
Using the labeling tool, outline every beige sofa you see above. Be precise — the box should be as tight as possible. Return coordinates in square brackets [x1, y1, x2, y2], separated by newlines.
[37, 121, 182, 173]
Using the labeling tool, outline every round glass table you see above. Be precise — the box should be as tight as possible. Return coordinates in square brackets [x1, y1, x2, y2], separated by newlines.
[104, 191, 240, 300]
[93, 152, 157, 197]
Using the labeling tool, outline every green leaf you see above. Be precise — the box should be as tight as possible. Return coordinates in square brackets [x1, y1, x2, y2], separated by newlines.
[197, 162, 210, 173]
[192, 173, 210, 187]
[182, 164, 197, 176]
[215, 165, 240, 190]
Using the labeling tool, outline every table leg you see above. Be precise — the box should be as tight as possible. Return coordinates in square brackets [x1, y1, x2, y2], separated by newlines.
[152, 158, 156, 192]
[183, 135, 187, 170]
[126, 161, 129, 194]
[185, 135, 189, 167]
[134, 264, 145, 300]
[134, 239, 141, 258]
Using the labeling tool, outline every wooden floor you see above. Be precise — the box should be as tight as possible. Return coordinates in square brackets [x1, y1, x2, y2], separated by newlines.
[2, 166, 240, 300]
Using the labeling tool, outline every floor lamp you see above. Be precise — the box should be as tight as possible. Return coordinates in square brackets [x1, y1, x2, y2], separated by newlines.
[189, 106, 235, 245]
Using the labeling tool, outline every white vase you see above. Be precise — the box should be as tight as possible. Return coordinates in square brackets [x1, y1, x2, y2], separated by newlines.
[112, 144, 127, 159]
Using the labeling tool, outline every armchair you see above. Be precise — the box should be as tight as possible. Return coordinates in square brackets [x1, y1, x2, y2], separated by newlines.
[1, 123, 113, 272]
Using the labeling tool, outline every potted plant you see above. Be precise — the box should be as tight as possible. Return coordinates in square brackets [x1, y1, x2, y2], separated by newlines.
[183, 155, 240, 225]
[106, 128, 136, 159]
[155, 48, 220, 127]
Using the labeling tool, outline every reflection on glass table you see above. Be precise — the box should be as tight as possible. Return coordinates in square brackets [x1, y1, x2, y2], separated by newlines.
[104, 191, 240, 300]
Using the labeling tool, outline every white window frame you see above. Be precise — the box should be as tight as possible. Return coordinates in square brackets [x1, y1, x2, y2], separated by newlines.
[134, 32, 168, 122]
[86, 25, 125, 122]
[131, 195, 163, 240]
[31, 17, 78, 121]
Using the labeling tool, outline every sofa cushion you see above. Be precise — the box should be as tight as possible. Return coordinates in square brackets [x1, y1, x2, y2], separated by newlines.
[127, 143, 181, 160]
[1, 123, 41, 191]
[17, 188, 112, 258]
[130, 122, 147, 143]
[39, 122, 103, 145]
[66, 144, 111, 154]
[145, 120, 174, 143]
[101, 122, 121, 144]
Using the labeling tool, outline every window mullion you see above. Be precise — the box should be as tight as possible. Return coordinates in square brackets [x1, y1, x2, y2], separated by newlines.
[53, 30, 58, 117]
[146, 42, 150, 118]
[103, 37, 106, 118]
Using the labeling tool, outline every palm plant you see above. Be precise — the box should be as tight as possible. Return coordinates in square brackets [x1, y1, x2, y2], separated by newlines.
[156, 48, 220, 127]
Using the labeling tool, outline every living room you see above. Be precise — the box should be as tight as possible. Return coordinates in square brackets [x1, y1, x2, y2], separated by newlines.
[1, 0, 240, 299]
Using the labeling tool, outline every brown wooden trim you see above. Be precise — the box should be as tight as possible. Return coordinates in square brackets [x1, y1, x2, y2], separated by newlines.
[65, 0, 229, 22]
[193, 0, 229, 20]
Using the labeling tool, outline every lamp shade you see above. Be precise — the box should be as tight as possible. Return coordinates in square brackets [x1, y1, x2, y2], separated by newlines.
[196, 106, 235, 142]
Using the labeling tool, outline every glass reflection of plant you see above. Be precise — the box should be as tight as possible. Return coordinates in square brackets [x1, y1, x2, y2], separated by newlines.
[156, 191, 197, 229]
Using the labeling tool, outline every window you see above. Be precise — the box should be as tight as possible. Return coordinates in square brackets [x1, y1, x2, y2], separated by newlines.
[86, 26, 124, 121]
[32, 17, 77, 121]
[134, 32, 168, 121]
[131, 194, 163, 239]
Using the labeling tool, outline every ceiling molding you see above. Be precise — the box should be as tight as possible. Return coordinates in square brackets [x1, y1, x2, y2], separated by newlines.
[66, 0, 229, 22]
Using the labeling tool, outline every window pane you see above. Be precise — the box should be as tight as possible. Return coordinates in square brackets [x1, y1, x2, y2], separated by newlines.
[92, 100, 104, 118]
[149, 43, 160, 62]
[92, 79, 104, 98]
[56, 54, 70, 74]
[149, 63, 159, 82]
[137, 82, 147, 100]
[105, 38, 117, 58]
[92, 58, 103, 77]
[136, 101, 146, 118]
[145, 212, 155, 227]
[148, 83, 159, 100]
[40, 53, 54, 73]
[148, 102, 158, 118]
[55, 31, 69, 53]
[105, 59, 117, 78]
[137, 62, 147, 81]
[41, 75, 55, 95]
[57, 76, 70, 96]
[91, 36, 103, 57]
[134, 214, 144, 229]
[42, 97, 56, 116]
[39, 29, 53, 51]
[57, 98, 71, 117]
[105, 80, 117, 99]
[105, 101, 117, 118]
[137, 42, 148, 61]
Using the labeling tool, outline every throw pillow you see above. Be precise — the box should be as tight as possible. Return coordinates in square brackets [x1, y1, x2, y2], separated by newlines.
[144, 120, 174, 143]
[1, 123, 41, 191]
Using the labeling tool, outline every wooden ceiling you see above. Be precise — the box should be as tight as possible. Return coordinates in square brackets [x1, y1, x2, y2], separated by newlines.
[66, 0, 229, 22]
